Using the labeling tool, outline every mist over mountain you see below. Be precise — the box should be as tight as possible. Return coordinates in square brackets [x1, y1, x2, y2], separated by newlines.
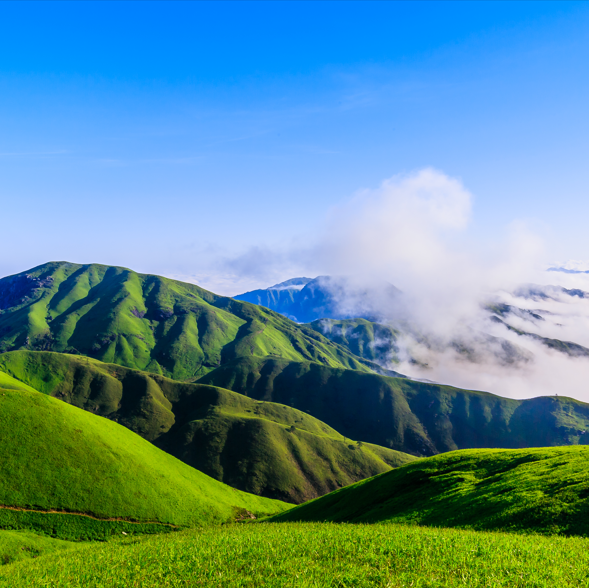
[236, 267, 589, 401]
[547, 261, 589, 275]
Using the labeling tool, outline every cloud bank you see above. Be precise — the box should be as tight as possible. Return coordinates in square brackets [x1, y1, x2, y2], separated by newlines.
[198, 168, 589, 402]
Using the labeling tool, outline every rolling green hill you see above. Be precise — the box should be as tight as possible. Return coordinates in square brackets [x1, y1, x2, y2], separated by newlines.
[0, 351, 415, 503]
[199, 356, 589, 456]
[0, 262, 377, 381]
[270, 446, 589, 536]
[0, 382, 287, 540]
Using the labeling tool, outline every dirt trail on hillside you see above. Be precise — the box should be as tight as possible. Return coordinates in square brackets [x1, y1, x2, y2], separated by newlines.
[0, 504, 177, 527]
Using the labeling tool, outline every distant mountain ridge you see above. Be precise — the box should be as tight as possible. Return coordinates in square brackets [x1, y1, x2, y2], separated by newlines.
[235, 275, 401, 323]
[4, 262, 589, 471]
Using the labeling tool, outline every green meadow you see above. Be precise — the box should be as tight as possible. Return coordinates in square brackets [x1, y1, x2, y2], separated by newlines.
[0, 351, 415, 503]
[2, 522, 589, 587]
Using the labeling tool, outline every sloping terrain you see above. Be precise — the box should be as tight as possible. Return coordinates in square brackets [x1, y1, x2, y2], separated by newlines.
[0, 351, 415, 503]
[0, 262, 375, 381]
[0, 382, 287, 539]
[270, 446, 589, 535]
[200, 356, 589, 456]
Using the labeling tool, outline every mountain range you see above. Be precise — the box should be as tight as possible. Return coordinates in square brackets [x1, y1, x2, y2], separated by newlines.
[1, 262, 589, 508]
[0, 262, 381, 380]
[239, 275, 589, 367]
[2, 261, 589, 582]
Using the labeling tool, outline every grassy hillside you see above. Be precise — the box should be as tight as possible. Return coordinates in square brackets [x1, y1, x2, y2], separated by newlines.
[200, 356, 589, 456]
[0, 262, 376, 381]
[0, 351, 415, 503]
[0, 384, 287, 539]
[2, 522, 589, 587]
[271, 446, 589, 536]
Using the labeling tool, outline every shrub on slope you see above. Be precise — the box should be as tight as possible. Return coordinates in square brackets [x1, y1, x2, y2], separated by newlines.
[0, 351, 415, 503]
[271, 446, 589, 535]
[0, 385, 287, 539]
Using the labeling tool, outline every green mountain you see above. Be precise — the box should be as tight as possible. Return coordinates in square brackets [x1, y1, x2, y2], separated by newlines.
[0, 262, 377, 381]
[0, 381, 287, 540]
[199, 356, 589, 456]
[0, 351, 415, 503]
[270, 445, 589, 535]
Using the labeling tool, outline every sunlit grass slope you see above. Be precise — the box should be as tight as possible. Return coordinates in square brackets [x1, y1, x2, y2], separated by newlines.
[200, 356, 589, 456]
[0, 385, 287, 540]
[3, 522, 589, 587]
[0, 351, 415, 503]
[271, 446, 589, 535]
[0, 262, 377, 380]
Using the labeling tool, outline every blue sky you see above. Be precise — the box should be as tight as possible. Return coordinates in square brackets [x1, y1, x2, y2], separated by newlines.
[1, 1, 588, 293]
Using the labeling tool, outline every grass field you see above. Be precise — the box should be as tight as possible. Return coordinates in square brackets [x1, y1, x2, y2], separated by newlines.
[1, 522, 589, 587]
[271, 446, 589, 535]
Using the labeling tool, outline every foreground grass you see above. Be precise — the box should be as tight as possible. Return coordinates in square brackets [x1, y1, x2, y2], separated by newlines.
[0, 530, 75, 566]
[2, 522, 589, 587]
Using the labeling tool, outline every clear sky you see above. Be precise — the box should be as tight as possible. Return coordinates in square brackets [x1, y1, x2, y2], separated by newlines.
[1, 1, 588, 294]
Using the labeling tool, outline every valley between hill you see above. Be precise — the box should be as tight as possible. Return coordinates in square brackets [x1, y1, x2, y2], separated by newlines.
[0, 351, 414, 503]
